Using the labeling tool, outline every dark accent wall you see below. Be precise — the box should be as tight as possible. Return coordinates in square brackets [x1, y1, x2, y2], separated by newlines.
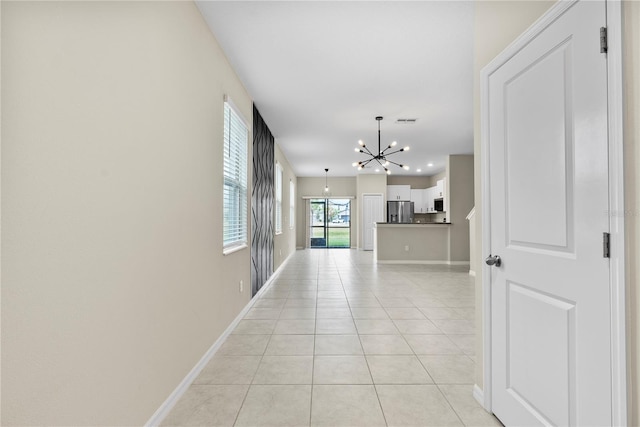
[251, 105, 274, 296]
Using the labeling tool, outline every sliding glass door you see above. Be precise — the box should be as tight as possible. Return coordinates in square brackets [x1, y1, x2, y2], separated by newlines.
[310, 199, 350, 248]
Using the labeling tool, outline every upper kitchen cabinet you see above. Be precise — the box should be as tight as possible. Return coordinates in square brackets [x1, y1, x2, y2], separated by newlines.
[410, 189, 425, 213]
[387, 185, 411, 201]
[436, 179, 445, 198]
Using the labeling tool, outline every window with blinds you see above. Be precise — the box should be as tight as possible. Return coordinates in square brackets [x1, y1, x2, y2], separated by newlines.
[223, 101, 248, 251]
[275, 162, 283, 234]
[289, 180, 295, 229]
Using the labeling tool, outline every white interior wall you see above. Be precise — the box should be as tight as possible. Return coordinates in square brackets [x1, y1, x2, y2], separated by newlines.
[274, 143, 297, 269]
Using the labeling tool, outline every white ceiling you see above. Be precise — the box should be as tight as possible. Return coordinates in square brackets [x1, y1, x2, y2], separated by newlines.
[196, 1, 474, 177]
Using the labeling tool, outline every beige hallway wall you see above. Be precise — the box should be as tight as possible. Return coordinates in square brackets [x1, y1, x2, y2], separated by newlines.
[1, 2, 252, 425]
[274, 143, 297, 270]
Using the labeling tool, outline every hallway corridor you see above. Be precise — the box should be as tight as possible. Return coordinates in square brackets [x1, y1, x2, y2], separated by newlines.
[162, 249, 501, 426]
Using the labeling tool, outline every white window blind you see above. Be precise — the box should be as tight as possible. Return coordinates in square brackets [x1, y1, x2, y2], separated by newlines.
[275, 162, 283, 234]
[289, 180, 295, 229]
[223, 101, 248, 250]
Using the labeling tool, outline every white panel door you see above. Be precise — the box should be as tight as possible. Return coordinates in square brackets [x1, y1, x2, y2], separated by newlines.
[486, 1, 611, 426]
[363, 194, 383, 251]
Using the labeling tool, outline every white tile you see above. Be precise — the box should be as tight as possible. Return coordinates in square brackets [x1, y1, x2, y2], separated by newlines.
[254, 298, 286, 308]
[393, 319, 442, 334]
[265, 335, 315, 355]
[404, 334, 463, 355]
[217, 335, 270, 356]
[253, 356, 314, 384]
[385, 307, 426, 319]
[316, 307, 352, 318]
[194, 356, 261, 384]
[279, 307, 316, 319]
[161, 385, 248, 427]
[431, 319, 475, 334]
[316, 318, 357, 334]
[440, 384, 503, 426]
[359, 335, 413, 355]
[313, 356, 372, 384]
[314, 335, 363, 355]
[311, 385, 385, 426]
[274, 319, 316, 335]
[350, 307, 389, 319]
[232, 319, 276, 335]
[235, 385, 312, 427]
[376, 385, 463, 426]
[366, 355, 433, 384]
[419, 355, 475, 384]
[244, 307, 282, 319]
[354, 319, 399, 334]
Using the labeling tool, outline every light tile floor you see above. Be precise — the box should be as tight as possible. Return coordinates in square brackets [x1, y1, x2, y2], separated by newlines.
[162, 249, 502, 427]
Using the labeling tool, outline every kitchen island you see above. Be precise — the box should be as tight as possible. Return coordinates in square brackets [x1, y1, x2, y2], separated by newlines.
[374, 222, 463, 264]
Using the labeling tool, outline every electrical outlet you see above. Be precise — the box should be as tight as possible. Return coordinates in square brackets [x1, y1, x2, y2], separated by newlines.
[404, 245, 410, 252]
[239, 280, 243, 293]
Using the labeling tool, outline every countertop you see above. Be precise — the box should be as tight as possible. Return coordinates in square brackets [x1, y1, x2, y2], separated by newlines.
[376, 222, 451, 226]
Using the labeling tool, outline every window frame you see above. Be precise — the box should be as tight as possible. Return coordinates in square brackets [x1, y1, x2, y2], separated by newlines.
[222, 99, 249, 254]
[289, 180, 295, 229]
[275, 162, 283, 235]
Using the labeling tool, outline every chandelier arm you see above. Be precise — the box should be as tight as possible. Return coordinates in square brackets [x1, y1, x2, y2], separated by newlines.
[383, 148, 407, 156]
[361, 146, 376, 157]
[360, 158, 374, 167]
[385, 159, 405, 167]
[374, 158, 387, 168]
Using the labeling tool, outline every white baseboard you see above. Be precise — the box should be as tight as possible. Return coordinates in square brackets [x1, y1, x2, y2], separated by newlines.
[377, 260, 471, 266]
[469, 270, 476, 277]
[145, 251, 294, 426]
[473, 384, 485, 408]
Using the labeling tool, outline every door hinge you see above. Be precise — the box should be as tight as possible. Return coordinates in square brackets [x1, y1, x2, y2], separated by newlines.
[600, 26, 608, 54]
[603, 232, 611, 258]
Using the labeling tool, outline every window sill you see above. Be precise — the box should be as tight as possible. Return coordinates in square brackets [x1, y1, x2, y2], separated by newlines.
[223, 244, 248, 256]
[275, 231, 283, 236]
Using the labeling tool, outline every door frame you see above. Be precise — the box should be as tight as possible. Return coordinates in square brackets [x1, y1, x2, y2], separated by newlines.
[479, 1, 627, 425]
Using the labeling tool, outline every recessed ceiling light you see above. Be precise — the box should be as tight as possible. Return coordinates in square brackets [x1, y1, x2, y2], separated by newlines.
[375, 168, 380, 172]
[427, 163, 434, 167]
[417, 169, 422, 172]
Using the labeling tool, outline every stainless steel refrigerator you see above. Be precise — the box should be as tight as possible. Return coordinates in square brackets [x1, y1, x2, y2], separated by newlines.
[387, 201, 414, 223]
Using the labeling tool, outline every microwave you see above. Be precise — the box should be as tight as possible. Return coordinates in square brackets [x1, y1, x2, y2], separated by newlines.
[434, 198, 444, 212]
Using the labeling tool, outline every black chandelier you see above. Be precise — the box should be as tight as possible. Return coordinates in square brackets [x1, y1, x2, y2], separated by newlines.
[352, 116, 410, 174]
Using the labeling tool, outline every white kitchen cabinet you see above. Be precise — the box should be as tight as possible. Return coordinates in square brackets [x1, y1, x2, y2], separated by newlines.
[387, 185, 411, 201]
[425, 187, 435, 212]
[436, 179, 445, 198]
[410, 189, 424, 213]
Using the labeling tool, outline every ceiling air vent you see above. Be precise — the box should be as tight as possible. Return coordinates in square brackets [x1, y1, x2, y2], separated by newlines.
[396, 118, 417, 124]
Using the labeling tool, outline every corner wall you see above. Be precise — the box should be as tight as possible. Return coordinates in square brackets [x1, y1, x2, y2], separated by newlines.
[1, 2, 252, 424]
[447, 155, 474, 262]
[274, 143, 297, 269]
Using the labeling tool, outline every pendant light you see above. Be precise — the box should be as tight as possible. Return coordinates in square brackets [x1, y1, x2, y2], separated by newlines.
[352, 116, 410, 174]
[323, 168, 329, 194]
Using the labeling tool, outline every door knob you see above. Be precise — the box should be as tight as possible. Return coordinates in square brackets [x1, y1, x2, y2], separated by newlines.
[485, 254, 501, 267]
